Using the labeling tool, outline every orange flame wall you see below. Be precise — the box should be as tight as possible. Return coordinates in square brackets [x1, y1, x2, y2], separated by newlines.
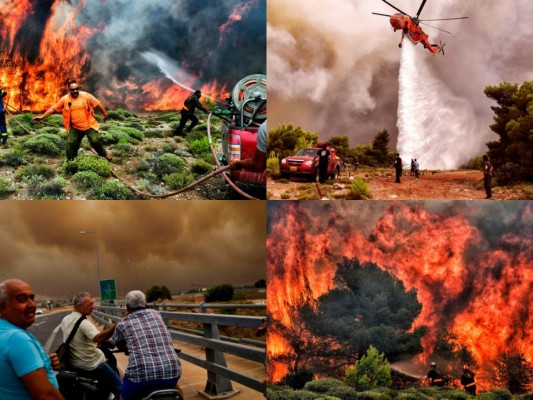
[267, 202, 532, 383]
[0, 0, 250, 111]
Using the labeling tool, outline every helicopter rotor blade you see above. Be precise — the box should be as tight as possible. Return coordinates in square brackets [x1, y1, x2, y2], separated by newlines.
[420, 22, 452, 34]
[419, 17, 469, 21]
[416, 0, 428, 18]
[380, 0, 410, 17]
[372, 12, 392, 17]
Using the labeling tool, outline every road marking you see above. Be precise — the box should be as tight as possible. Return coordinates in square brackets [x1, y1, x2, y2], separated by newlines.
[44, 322, 63, 353]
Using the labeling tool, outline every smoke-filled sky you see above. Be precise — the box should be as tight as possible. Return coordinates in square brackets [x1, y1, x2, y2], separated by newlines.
[0, 201, 266, 299]
[268, 0, 533, 167]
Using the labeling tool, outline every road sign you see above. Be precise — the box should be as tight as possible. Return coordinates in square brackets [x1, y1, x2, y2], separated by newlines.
[99, 279, 117, 301]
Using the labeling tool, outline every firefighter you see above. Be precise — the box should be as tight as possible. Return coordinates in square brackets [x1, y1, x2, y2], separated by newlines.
[32, 79, 111, 161]
[173, 89, 208, 136]
[482, 155, 494, 199]
[394, 153, 403, 183]
[317, 143, 331, 183]
[427, 362, 444, 386]
[0, 88, 8, 145]
[460, 365, 476, 396]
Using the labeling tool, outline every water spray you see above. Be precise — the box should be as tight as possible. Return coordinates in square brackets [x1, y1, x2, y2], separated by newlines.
[396, 41, 483, 170]
[141, 50, 226, 106]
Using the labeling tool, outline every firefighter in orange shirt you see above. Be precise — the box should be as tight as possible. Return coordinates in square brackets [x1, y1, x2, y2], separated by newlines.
[32, 79, 111, 161]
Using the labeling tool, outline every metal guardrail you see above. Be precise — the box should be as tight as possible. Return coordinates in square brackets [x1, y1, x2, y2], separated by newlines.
[93, 303, 266, 397]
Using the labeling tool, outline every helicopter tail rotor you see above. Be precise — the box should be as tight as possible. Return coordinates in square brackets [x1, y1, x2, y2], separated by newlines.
[438, 41, 446, 56]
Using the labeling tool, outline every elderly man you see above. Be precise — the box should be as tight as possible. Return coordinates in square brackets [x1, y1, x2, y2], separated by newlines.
[111, 290, 181, 400]
[61, 291, 121, 398]
[0, 279, 63, 399]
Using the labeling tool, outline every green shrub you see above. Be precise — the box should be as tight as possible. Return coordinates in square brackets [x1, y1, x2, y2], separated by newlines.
[189, 136, 210, 156]
[92, 180, 133, 200]
[37, 126, 61, 135]
[204, 284, 234, 302]
[356, 391, 392, 400]
[99, 130, 119, 145]
[110, 142, 136, 157]
[267, 152, 280, 174]
[123, 121, 144, 131]
[344, 346, 392, 391]
[477, 393, 499, 400]
[163, 172, 195, 190]
[15, 164, 55, 181]
[305, 379, 345, 394]
[62, 155, 112, 177]
[1, 149, 27, 167]
[73, 171, 104, 191]
[186, 130, 205, 143]
[190, 159, 212, 175]
[113, 125, 144, 141]
[0, 178, 17, 199]
[488, 388, 512, 400]
[7, 113, 33, 135]
[154, 153, 185, 177]
[143, 128, 165, 138]
[22, 134, 63, 156]
[327, 385, 360, 400]
[27, 177, 68, 199]
[162, 144, 177, 154]
[107, 108, 134, 121]
[517, 393, 533, 400]
[45, 114, 64, 127]
[345, 177, 371, 200]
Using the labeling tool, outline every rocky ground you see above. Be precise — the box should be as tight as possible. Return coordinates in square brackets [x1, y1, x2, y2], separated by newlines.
[267, 168, 532, 200]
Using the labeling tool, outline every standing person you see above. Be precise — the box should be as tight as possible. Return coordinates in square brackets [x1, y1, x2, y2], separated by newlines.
[317, 143, 331, 183]
[0, 88, 8, 146]
[410, 159, 415, 175]
[460, 365, 476, 396]
[0, 279, 64, 400]
[61, 292, 121, 399]
[111, 290, 182, 400]
[414, 158, 420, 179]
[427, 362, 444, 386]
[482, 155, 494, 199]
[32, 79, 111, 161]
[394, 153, 403, 183]
[354, 155, 359, 171]
[173, 89, 208, 136]
[230, 120, 267, 172]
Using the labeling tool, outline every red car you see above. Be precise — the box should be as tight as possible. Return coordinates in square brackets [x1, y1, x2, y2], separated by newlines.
[280, 147, 343, 182]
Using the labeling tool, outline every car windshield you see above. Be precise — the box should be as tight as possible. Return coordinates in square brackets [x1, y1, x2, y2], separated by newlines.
[295, 149, 317, 157]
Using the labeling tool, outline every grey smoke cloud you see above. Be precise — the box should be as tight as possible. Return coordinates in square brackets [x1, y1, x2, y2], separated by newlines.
[268, 0, 533, 167]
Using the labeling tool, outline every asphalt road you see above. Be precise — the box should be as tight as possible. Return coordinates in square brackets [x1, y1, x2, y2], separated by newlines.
[28, 310, 70, 353]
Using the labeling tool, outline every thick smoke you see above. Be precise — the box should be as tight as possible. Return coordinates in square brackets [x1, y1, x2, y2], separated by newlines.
[268, 0, 533, 168]
[79, 0, 266, 94]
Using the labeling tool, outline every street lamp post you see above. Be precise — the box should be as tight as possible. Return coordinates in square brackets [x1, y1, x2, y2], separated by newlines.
[80, 230, 101, 297]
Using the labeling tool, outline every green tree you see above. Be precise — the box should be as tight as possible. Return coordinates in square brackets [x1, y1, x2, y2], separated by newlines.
[204, 283, 234, 302]
[328, 136, 351, 159]
[371, 129, 391, 166]
[146, 285, 172, 303]
[254, 278, 267, 288]
[344, 345, 392, 391]
[484, 81, 533, 182]
[268, 124, 319, 159]
[304, 258, 425, 371]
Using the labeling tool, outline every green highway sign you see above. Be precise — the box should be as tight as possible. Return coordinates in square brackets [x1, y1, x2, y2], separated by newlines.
[99, 279, 117, 301]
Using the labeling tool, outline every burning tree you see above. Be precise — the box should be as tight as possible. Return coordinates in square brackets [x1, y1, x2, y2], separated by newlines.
[299, 258, 426, 377]
[488, 353, 533, 394]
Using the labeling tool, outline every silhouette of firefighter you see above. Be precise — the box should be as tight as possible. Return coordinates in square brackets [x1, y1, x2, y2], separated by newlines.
[427, 362, 444, 386]
[460, 365, 476, 396]
[173, 90, 208, 136]
[317, 143, 331, 183]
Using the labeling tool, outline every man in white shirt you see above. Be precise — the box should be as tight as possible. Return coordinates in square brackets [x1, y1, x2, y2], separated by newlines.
[61, 291, 121, 398]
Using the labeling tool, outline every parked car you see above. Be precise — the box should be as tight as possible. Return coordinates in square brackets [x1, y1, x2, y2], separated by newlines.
[280, 147, 343, 182]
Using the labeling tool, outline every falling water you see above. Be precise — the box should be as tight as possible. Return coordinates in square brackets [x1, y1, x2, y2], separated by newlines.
[396, 41, 481, 170]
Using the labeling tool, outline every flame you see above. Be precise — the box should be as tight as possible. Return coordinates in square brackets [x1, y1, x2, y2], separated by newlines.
[267, 202, 532, 387]
[0, 1, 233, 111]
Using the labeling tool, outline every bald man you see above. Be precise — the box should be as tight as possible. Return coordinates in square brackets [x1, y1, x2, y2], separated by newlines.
[0, 279, 63, 399]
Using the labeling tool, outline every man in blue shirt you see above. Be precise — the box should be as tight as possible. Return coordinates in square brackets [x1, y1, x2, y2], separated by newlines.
[0, 279, 63, 399]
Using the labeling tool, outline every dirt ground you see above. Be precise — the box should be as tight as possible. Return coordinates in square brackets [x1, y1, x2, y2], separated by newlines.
[267, 168, 532, 200]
